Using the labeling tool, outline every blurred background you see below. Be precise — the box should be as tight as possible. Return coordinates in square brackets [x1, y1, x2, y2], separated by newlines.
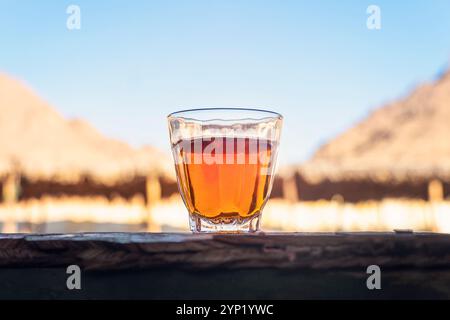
[1, 0, 450, 233]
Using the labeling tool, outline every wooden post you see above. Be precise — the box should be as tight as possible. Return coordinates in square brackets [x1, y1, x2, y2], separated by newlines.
[428, 179, 444, 202]
[2, 173, 20, 204]
[282, 175, 298, 202]
[146, 174, 162, 207]
[146, 174, 162, 232]
[1, 173, 21, 233]
[331, 194, 345, 232]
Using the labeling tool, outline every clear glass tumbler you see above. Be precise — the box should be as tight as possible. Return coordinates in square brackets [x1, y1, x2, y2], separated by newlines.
[168, 108, 282, 233]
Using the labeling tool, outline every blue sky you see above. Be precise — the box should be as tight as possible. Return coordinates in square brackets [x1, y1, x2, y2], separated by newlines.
[1, 0, 450, 164]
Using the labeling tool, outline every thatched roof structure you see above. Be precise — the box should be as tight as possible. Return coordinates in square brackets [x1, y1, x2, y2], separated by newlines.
[0, 73, 174, 185]
[287, 69, 450, 184]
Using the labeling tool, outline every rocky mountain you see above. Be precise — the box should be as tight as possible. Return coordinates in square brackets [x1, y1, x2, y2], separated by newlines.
[298, 70, 450, 183]
[0, 73, 173, 184]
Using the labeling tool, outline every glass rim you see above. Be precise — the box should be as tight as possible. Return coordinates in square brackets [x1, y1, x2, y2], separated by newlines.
[167, 107, 283, 121]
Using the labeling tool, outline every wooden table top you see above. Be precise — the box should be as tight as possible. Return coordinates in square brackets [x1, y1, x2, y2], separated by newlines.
[1, 231, 449, 271]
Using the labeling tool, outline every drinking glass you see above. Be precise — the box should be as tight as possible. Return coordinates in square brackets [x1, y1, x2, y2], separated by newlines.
[168, 108, 282, 233]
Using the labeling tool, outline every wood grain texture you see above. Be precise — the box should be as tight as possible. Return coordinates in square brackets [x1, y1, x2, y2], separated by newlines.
[0, 232, 449, 271]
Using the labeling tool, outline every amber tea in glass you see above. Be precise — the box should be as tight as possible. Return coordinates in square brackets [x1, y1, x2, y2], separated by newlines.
[168, 108, 282, 233]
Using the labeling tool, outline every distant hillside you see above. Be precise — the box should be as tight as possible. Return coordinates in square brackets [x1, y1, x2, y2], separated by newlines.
[0, 73, 173, 184]
[297, 70, 450, 183]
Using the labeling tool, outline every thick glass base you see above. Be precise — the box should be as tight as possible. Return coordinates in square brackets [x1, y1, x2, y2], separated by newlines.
[189, 212, 261, 233]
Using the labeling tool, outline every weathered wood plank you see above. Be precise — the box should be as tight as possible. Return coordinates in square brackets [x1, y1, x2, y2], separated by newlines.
[0, 232, 449, 271]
